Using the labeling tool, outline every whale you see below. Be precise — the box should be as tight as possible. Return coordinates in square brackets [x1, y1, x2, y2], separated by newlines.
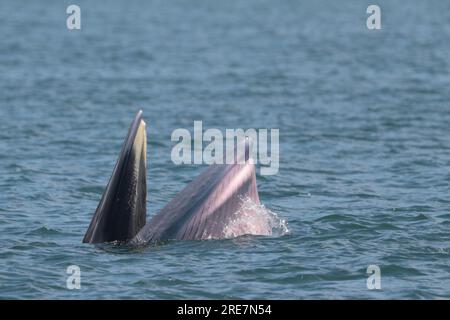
[83, 111, 268, 245]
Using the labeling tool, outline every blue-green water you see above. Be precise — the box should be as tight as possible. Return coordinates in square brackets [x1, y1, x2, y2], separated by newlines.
[1, 0, 450, 299]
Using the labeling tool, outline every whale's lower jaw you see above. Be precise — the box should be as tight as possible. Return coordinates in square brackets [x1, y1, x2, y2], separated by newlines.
[131, 162, 261, 245]
[83, 111, 262, 245]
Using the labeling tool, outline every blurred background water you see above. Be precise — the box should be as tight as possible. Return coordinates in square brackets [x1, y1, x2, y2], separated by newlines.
[0, 0, 450, 299]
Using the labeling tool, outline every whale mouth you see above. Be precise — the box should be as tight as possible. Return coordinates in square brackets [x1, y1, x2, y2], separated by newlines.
[83, 110, 147, 243]
[83, 111, 282, 245]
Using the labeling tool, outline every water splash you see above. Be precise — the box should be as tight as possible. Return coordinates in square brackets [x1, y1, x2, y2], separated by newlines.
[223, 196, 289, 239]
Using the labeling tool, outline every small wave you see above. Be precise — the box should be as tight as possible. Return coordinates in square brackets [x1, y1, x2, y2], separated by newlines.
[424, 247, 450, 255]
[27, 226, 62, 236]
[222, 196, 289, 239]
[77, 186, 105, 194]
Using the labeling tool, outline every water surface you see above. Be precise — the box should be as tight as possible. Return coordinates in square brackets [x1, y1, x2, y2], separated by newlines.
[0, 0, 450, 299]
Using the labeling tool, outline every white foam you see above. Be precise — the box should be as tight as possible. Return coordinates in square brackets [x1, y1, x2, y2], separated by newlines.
[223, 196, 289, 239]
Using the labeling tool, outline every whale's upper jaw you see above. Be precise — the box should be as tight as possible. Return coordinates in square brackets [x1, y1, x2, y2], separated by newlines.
[82, 110, 147, 243]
